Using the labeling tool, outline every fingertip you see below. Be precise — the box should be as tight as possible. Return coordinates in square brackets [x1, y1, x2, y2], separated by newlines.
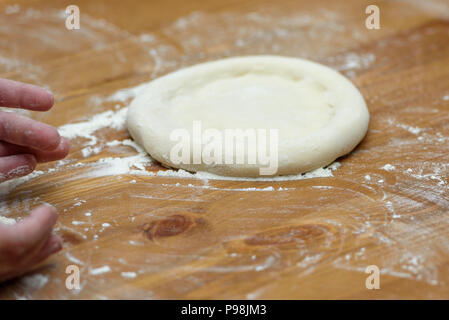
[34, 136, 70, 162]
[0, 79, 54, 111]
[13, 204, 59, 247]
[34, 234, 63, 264]
[40, 88, 54, 111]
[27, 152, 37, 162]
[20, 83, 54, 111]
[60, 137, 70, 156]
[45, 234, 63, 255]
[37, 124, 61, 151]
[42, 203, 58, 215]
[0, 112, 61, 151]
[24, 153, 37, 172]
[30, 204, 58, 227]
[49, 235, 63, 254]
[0, 154, 36, 181]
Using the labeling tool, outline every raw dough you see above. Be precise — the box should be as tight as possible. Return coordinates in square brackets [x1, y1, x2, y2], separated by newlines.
[127, 55, 369, 177]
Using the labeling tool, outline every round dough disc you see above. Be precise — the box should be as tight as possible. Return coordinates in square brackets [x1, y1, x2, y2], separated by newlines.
[127, 55, 369, 177]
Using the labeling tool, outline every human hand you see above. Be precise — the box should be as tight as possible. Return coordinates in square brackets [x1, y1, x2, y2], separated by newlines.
[0, 78, 69, 182]
[0, 205, 61, 282]
[0, 79, 69, 282]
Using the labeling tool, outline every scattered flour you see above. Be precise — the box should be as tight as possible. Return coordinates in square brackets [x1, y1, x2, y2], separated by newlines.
[58, 107, 128, 146]
[0, 216, 16, 225]
[121, 272, 137, 279]
[105, 82, 148, 102]
[404, 163, 448, 186]
[4, 4, 21, 15]
[89, 265, 111, 276]
[387, 118, 423, 135]
[326, 52, 376, 78]
[21, 274, 49, 289]
[149, 163, 341, 181]
[81, 146, 102, 157]
[0, 170, 45, 196]
[65, 252, 85, 265]
[381, 164, 396, 171]
[170, 182, 293, 192]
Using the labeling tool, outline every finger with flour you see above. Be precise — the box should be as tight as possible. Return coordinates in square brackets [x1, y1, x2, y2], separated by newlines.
[0, 111, 61, 151]
[0, 78, 54, 111]
[0, 137, 70, 163]
[0, 154, 36, 182]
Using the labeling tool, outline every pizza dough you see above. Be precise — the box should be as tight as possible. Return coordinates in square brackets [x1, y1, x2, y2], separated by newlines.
[127, 55, 369, 177]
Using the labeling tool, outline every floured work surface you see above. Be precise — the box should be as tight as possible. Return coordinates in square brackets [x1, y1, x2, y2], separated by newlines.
[0, 0, 449, 299]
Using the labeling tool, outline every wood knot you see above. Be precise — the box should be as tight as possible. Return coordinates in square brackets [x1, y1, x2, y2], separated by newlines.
[142, 214, 194, 241]
[244, 224, 329, 246]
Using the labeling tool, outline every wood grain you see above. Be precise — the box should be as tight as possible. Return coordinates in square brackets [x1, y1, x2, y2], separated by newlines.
[0, 0, 448, 299]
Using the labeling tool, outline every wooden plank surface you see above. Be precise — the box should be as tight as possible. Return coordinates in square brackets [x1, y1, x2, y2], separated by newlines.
[0, 0, 449, 299]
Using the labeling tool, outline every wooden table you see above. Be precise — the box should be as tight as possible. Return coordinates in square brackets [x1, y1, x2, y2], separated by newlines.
[0, 0, 449, 299]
